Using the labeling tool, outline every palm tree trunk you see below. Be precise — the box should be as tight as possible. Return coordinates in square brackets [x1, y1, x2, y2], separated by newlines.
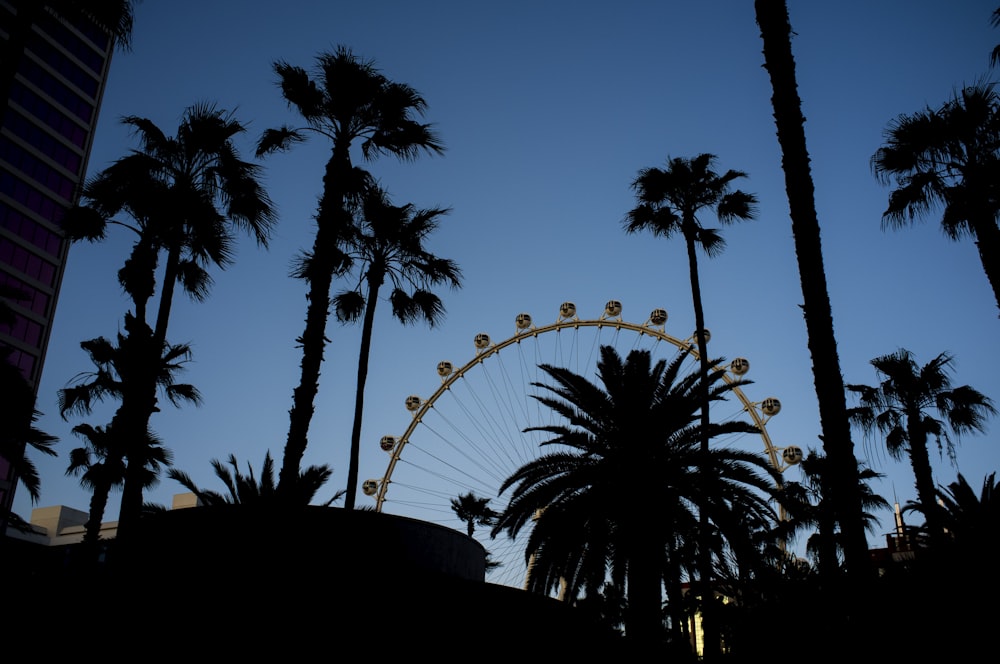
[279, 231, 336, 494]
[279, 148, 353, 496]
[112, 318, 159, 542]
[624, 537, 665, 654]
[152, 247, 181, 344]
[123, 236, 158, 326]
[80, 474, 114, 562]
[906, 423, 945, 546]
[684, 230, 720, 660]
[816, 480, 839, 582]
[345, 275, 383, 510]
[664, 549, 688, 653]
[754, 0, 871, 582]
[971, 213, 1000, 316]
[117, 249, 181, 537]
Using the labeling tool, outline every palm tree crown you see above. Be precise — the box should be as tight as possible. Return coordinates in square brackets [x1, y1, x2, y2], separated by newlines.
[258, 47, 444, 163]
[67, 103, 277, 337]
[450, 491, 498, 538]
[846, 348, 996, 545]
[491, 345, 780, 654]
[624, 153, 758, 249]
[167, 451, 341, 508]
[916, 471, 1000, 555]
[871, 81, 1000, 316]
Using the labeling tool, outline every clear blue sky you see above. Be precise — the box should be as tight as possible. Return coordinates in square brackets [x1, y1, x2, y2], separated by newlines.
[14, 1, 1000, 570]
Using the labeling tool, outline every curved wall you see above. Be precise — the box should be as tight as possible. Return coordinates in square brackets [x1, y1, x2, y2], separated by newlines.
[128, 505, 488, 582]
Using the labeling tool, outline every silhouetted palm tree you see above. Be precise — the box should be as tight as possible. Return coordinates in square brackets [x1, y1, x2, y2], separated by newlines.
[167, 451, 341, 507]
[871, 81, 1000, 317]
[0, 0, 138, 131]
[917, 471, 1000, 555]
[256, 46, 444, 499]
[847, 349, 996, 547]
[899, 469, 1000, 624]
[64, 104, 275, 536]
[491, 345, 780, 656]
[448, 491, 502, 572]
[333, 186, 461, 509]
[623, 152, 757, 657]
[58, 315, 202, 545]
[754, 0, 871, 585]
[782, 449, 890, 577]
[65, 422, 170, 551]
[450, 491, 497, 537]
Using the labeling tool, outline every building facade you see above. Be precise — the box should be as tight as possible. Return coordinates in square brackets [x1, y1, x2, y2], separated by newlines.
[0, 1, 115, 521]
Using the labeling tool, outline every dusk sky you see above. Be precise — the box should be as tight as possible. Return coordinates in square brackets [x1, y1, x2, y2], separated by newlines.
[13, 1, 1000, 584]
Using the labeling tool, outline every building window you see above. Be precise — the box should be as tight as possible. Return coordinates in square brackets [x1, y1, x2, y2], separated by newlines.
[0, 169, 69, 225]
[0, 346, 38, 384]
[4, 110, 83, 173]
[0, 201, 65, 258]
[9, 81, 88, 149]
[19, 59, 94, 124]
[0, 137, 77, 202]
[0, 272, 50, 317]
[34, 10, 108, 76]
[0, 310, 43, 347]
[0, 238, 58, 287]
[24, 33, 100, 98]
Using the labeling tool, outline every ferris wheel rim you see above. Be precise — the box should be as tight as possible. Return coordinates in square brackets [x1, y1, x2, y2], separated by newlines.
[368, 301, 791, 512]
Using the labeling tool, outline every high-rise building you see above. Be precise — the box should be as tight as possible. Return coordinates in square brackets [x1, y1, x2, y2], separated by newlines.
[0, 1, 116, 522]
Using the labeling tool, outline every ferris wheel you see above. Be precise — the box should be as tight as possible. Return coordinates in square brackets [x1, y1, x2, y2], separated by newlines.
[362, 300, 803, 590]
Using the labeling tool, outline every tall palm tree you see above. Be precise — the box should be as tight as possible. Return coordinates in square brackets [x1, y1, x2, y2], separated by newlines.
[871, 81, 1000, 317]
[846, 349, 996, 548]
[0, 0, 138, 132]
[754, 0, 871, 586]
[623, 152, 757, 658]
[333, 187, 461, 509]
[491, 345, 781, 656]
[64, 103, 276, 536]
[450, 491, 497, 537]
[256, 46, 444, 500]
[58, 315, 202, 546]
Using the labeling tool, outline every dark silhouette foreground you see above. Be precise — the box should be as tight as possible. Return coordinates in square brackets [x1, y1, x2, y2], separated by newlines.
[8, 506, 626, 658]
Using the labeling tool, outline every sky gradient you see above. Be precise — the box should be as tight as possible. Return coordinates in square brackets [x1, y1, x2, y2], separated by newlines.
[13, 1, 1000, 568]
